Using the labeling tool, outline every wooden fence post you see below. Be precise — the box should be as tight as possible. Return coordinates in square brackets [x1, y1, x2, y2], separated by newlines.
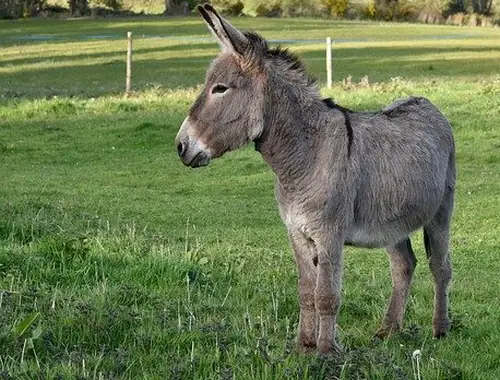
[126, 31, 133, 95]
[326, 37, 332, 89]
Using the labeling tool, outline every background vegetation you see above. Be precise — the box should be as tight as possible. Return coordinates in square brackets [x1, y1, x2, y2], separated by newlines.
[1, 0, 500, 26]
[1, 11, 499, 380]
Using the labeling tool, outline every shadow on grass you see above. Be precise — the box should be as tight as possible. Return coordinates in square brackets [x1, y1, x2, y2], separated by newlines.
[1, 42, 499, 99]
[0, 16, 206, 46]
[0, 43, 216, 67]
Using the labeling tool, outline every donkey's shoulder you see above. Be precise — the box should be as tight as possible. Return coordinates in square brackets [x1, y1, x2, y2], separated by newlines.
[322, 97, 354, 114]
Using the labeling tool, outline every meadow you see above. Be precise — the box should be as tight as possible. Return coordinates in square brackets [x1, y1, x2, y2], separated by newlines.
[1, 14, 500, 379]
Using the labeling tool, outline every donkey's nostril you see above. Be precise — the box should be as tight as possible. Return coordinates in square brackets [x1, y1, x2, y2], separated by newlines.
[177, 141, 186, 157]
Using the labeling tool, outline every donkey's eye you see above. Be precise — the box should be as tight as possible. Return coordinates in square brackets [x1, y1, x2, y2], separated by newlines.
[211, 84, 228, 94]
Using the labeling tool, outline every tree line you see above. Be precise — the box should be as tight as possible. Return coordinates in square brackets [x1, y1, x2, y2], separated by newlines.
[1, 0, 498, 25]
[211, 0, 498, 22]
[0, 0, 140, 18]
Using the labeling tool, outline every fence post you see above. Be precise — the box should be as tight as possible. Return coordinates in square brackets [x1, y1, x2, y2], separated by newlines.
[126, 31, 133, 95]
[326, 37, 332, 89]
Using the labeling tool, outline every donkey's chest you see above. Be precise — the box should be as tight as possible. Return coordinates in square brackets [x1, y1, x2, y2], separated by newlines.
[275, 183, 347, 239]
[279, 203, 316, 236]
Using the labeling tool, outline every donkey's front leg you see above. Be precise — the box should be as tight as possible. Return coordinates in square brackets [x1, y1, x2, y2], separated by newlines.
[315, 235, 344, 356]
[289, 231, 318, 353]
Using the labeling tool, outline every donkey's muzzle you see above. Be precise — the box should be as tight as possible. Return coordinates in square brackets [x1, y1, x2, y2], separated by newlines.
[189, 151, 210, 168]
[176, 137, 210, 168]
[175, 117, 211, 168]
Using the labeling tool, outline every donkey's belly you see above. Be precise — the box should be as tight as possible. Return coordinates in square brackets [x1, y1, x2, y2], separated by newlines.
[345, 228, 406, 248]
[346, 184, 444, 248]
[345, 219, 425, 248]
[345, 230, 397, 248]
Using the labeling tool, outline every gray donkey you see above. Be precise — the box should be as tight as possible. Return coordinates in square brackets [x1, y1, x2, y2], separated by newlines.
[175, 4, 455, 355]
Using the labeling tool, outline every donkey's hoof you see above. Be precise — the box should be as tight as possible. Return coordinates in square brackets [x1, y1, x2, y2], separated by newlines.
[297, 333, 317, 354]
[317, 342, 343, 358]
[433, 319, 451, 338]
[374, 328, 391, 339]
[297, 343, 316, 354]
[374, 322, 400, 339]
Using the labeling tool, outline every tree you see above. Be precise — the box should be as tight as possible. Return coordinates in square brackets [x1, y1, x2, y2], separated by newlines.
[165, 0, 176, 12]
[91, 0, 123, 11]
[68, 0, 88, 15]
[0, 0, 46, 18]
[472, 0, 494, 14]
[322, 0, 350, 17]
[449, 0, 494, 14]
[164, 0, 188, 14]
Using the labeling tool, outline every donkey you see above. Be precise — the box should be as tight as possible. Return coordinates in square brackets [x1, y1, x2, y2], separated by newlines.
[175, 4, 455, 355]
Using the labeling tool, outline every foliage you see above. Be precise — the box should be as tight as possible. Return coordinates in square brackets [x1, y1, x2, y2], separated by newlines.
[415, 0, 447, 23]
[3, 0, 500, 21]
[212, 0, 326, 17]
[371, 0, 404, 20]
[90, 0, 123, 11]
[0, 0, 45, 18]
[322, 0, 350, 17]
[121, 0, 165, 13]
[242, 0, 283, 16]
[363, 0, 377, 18]
[211, 0, 245, 15]
[451, 0, 495, 14]
[474, 0, 494, 14]
[279, 0, 326, 17]
[67, 0, 88, 15]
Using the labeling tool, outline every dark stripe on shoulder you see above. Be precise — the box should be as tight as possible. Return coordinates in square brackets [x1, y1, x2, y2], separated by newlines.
[322, 97, 337, 109]
[344, 112, 353, 158]
[323, 98, 353, 157]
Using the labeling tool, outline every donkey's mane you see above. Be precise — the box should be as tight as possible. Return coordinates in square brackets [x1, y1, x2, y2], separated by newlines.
[243, 31, 317, 90]
[268, 46, 317, 88]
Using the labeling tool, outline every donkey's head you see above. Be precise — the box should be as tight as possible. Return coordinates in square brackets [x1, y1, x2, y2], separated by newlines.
[175, 4, 268, 168]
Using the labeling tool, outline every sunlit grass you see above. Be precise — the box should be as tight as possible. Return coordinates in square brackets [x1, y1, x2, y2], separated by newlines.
[0, 77, 499, 378]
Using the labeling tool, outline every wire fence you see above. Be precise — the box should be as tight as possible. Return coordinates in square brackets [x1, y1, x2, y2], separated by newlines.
[4, 32, 482, 44]
[1, 31, 486, 95]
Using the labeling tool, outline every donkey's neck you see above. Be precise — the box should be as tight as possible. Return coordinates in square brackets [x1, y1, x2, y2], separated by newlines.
[255, 87, 325, 188]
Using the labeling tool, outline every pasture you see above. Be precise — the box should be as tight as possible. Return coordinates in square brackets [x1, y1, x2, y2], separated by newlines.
[1, 15, 500, 379]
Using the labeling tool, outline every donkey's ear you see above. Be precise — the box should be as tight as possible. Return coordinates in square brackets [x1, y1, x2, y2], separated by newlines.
[198, 3, 248, 55]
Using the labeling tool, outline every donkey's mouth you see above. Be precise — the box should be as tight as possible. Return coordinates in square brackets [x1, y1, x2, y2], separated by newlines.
[188, 151, 210, 168]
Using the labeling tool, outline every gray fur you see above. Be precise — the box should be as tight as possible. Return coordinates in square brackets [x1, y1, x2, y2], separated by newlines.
[175, 4, 455, 355]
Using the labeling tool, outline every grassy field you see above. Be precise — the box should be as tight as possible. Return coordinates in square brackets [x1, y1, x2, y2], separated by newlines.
[1, 15, 500, 379]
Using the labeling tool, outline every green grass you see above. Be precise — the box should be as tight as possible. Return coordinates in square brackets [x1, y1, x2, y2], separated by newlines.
[1, 16, 500, 379]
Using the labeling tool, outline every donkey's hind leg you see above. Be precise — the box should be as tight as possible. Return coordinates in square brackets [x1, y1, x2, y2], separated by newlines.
[424, 189, 454, 338]
[376, 237, 417, 338]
